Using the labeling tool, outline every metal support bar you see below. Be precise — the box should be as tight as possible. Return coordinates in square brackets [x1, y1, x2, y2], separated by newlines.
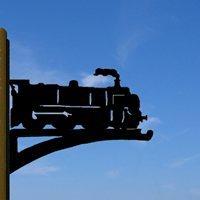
[9, 128, 153, 173]
[0, 28, 9, 200]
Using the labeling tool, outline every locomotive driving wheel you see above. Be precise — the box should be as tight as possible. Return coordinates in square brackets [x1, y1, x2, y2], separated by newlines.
[52, 116, 75, 130]
[22, 117, 45, 131]
[83, 120, 107, 130]
[82, 114, 107, 130]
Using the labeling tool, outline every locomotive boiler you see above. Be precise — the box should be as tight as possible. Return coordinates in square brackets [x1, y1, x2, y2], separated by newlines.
[10, 68, 148, 131]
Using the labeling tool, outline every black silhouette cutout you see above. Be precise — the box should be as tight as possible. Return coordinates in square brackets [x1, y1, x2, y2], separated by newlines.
[9, 68, 153, 173]
[10, 68, 148, 131]
[9, 129, 153, 173]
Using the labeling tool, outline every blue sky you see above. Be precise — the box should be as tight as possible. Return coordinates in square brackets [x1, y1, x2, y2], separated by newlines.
[1, 0, 200, 199]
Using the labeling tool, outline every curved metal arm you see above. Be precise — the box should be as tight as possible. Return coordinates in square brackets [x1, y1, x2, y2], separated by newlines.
[9, 129, 153, 173]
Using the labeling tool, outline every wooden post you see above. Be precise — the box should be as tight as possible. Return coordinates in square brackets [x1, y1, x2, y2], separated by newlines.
[0, 28, 9, 200]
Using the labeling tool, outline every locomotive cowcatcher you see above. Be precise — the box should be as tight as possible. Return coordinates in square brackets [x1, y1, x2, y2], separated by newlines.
[10, 68, 148, 131]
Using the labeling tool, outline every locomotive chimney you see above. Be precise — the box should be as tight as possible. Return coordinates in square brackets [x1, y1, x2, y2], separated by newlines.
[94, 68, 121, 87]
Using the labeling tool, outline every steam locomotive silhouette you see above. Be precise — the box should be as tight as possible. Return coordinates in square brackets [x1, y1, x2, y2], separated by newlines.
[10, 68, 148, 131]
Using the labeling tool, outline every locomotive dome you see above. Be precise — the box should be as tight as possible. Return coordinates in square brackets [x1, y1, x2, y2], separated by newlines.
[69, 80, 79, 87]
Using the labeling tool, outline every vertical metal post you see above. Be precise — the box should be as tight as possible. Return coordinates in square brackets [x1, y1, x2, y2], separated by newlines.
[0, 28, 9, 200]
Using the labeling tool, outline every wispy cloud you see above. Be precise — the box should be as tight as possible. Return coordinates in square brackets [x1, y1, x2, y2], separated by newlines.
[115, 27, 154, 67]
[81, 73, 112, 87]
[116, 35, 140, 67]
[146, 116, 161, 124]
[169, 153, 200, 168]
[106, 169, 120, 178]
[172, 128, 191, 138]
[139, 116, 172, 144]
[18, 163, 59, 176]
[161, 183, 176, 191]
[10, 42, 70, 84]
[189, 188, 200, 197]
[139, 116, 161, 130]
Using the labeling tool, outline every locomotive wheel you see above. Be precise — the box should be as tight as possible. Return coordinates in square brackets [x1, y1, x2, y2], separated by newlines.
[22, 118, 45, 131]
[83, 123, 106, 130]
[52, 116, 75, 130]
[83, 118, 107, 130]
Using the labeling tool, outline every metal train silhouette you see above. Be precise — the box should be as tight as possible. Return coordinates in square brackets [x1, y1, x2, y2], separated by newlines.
[10, 68, 148, 131]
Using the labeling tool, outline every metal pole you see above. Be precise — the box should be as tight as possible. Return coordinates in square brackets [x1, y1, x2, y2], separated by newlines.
[0, 28, 9, 200]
